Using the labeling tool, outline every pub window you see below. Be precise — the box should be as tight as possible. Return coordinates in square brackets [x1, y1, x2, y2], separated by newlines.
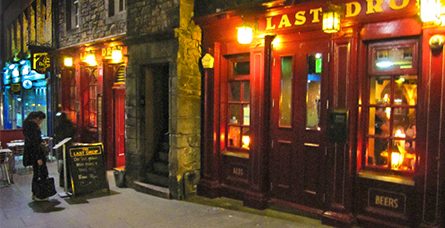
[364, 39, 418, 174]
[66, 0, 80, 30]
[226, 54, 250, 151]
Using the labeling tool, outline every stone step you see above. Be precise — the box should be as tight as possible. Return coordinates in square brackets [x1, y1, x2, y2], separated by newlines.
[153, 161, 169, 176]
[133, 180, 170, 199]
[145, 172, 169, 188]
[158, 151, 169, 163]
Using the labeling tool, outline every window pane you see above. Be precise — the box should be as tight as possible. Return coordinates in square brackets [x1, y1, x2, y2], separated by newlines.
[369, 107, 390, 136]
[108, 0, 115, 17]
[392, 108, 416, 138]
[394, 75, 417, 106]
[306, 53, 322, 130]
[369, 76, 391, 105]
[279, 56, 293, 127]
[241, 127, 250, 149]
[243, 81, 250, 101]
[228, 82, 240, 101]
[233, 61, 249, 75]
[228, 126, 241, 148]
[373, 46, 413, 71]
[242, 104, 250, 126]
[228, 104, 242, 125]
[367, 137, 389, 167]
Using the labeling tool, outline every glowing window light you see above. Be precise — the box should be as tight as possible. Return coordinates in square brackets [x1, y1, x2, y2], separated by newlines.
[242, 135, 250, 149]
[237, 26, 253, 44]
[376, 60, 393, 69]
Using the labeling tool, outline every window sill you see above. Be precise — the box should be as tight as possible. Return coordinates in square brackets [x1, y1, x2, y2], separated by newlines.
[358, 170, 414, 186]
[222, 150, 249, 159]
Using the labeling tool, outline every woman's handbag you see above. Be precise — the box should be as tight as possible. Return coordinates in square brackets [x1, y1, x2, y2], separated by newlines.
[33, 176, 57, 199]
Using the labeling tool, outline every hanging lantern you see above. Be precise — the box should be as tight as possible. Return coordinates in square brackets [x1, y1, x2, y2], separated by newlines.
[63, 56, 73, 67]
[322, 3, 341, 33]
[237, 26, 253, 44]
[420, 0, 441, 23]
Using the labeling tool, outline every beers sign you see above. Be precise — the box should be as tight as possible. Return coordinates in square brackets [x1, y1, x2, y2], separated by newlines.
[369, 188, 406, 213]
[263, 0, 416, 31]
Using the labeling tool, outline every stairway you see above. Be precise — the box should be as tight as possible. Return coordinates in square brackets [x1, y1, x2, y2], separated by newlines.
[144, 142, 169, 188]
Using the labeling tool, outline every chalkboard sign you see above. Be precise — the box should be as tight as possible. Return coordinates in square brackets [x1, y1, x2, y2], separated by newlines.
[67, 143, 109, 196]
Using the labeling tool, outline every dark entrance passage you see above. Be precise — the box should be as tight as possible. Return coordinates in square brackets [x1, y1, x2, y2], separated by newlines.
[142, 64, 170, 187]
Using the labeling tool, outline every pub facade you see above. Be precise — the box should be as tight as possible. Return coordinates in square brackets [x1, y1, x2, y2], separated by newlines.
[196, 0, 445, 226]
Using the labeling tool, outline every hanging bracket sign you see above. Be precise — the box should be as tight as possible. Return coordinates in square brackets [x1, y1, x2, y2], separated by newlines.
[32, 52, 51, 74]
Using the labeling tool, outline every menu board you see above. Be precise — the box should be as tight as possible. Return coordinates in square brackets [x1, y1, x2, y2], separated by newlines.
[67, 143, 109, 196]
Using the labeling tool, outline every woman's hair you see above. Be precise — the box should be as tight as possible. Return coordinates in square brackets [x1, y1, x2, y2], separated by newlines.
[25, 111, 46, 121]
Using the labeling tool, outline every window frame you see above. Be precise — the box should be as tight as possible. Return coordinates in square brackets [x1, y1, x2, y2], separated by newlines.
[105, 0, 126, 23]
[362, 38, 419, 176]
[224, 54, 251, 153]
[66, 0, 80, 30]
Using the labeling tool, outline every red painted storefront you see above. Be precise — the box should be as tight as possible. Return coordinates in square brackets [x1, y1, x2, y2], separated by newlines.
[58, 41, 126, 169]
[197, 0, 445, 227]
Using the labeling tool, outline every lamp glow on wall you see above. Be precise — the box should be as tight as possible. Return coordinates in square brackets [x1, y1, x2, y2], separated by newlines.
[237, 26, 253, 44]
[84, 53, 97, 66]
[63, 56, 73, 67]
[420, 0, 441, 23]
[322, 3, 341, 33]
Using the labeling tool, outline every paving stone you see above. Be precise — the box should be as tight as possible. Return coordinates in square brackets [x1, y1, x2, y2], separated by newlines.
[0, 161, 329, 228]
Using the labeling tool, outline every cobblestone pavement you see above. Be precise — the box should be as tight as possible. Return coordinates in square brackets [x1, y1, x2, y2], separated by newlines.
[0, 161, 330, 228]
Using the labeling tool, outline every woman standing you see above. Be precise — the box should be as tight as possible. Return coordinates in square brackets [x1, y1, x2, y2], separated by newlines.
[23, 111, 49, 201]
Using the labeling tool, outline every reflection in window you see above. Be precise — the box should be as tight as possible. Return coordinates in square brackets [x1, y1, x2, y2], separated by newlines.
[226, 54, 250, 151]
[279, 56, 293, 127]
[366, 74, 417, 172]
[306, 53, 322, 130]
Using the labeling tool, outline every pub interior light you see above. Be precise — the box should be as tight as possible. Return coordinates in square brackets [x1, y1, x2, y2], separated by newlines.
[237, 26, 253, 44]
[322, 3, 341, 33]
[63, 57, 73, 67]
[420, 0, 441, 23]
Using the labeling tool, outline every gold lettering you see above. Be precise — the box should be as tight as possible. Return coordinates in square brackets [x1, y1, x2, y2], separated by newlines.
[310, 8, 322, 23]
[294, 11, 306, 25]
[389, 0, 409, 10]
[366, 0, 384, 14]
[266, 17, 276, 30]
[345, 2, 362, 17]
[375, 195, 399, 208]
[278, 14, 292, 28]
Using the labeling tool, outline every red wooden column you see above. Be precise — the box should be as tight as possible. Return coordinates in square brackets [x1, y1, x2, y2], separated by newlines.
[198, 44, 222, 198]
[418, 27, 445, 227]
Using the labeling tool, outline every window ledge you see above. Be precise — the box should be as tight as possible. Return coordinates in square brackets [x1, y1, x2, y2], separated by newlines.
[358, 170, 414, 186]
[222, 150, 249, 159]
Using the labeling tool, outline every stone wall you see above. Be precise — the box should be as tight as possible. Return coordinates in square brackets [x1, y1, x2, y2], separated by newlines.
[57, 0, 126, 48]
[194, 0, 272, 17]
[125, 0, 201, 199]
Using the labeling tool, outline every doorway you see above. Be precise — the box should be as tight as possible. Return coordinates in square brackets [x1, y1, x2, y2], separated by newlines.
[269, 38, 330, 210]
[142, 64, 170, 187]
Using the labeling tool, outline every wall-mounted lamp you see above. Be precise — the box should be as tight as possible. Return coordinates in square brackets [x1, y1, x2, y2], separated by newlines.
[63, 56, 73, 67]
[237, 26, 253, 44]
[84, 53, 97, 66]
[429, 34, 445, 51]
[111, 49, 123, 63]
[420, 0, 441, 23]
[201, 53, 214, 69]
[322, 3, 341, 33]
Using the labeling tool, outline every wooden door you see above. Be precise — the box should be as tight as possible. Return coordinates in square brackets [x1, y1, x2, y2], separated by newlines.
[269, 38, 330, 209]
[113, 88, 125, 167]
